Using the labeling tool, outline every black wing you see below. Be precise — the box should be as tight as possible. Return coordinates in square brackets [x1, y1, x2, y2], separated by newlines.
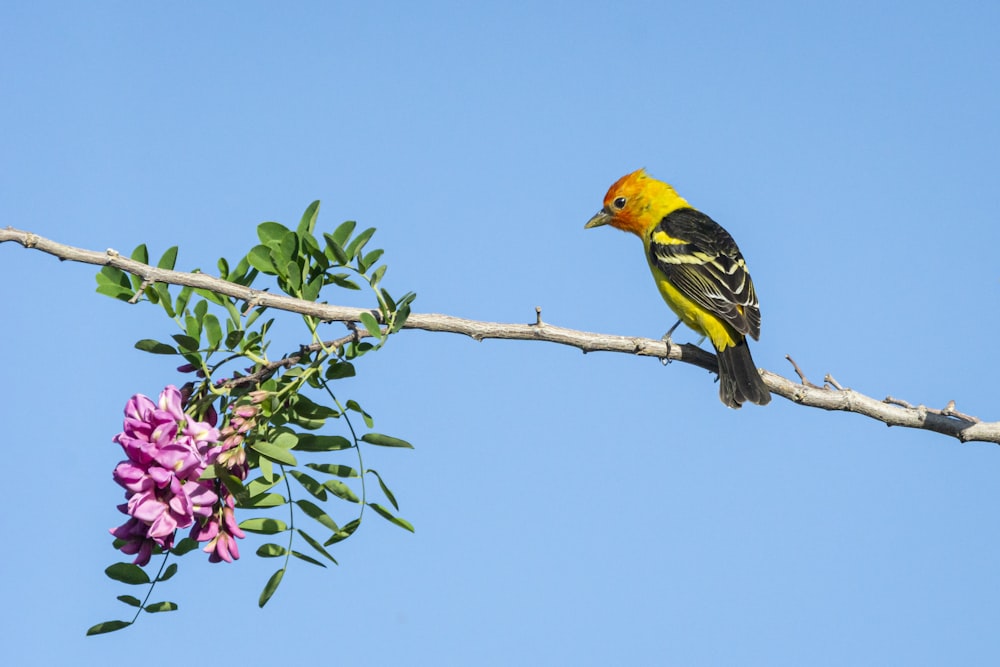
[647, 208, 761, 339]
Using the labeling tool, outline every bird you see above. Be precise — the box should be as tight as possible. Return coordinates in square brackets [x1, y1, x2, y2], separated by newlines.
[584, 169, 770, 408]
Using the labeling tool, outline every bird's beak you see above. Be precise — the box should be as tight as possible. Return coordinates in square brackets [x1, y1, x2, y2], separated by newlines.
[584, 208, 612, 229]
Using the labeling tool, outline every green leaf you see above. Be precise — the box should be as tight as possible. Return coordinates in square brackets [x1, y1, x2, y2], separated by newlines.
[360, 248, 385, 273]
[96, 283, 135, 301]
[306, 463, 358, 478]
[151, 283, 175, 316]
[345, 227, 376, 259]
[245, 475, 282, 497]
[345, 400, 374, 428]
[325, 361, 356, 380]
[330, 220, 357, 248]
[368, 502, 415, 532]
[296, 528, 338, 565]
[324, 518, 360, 546]
[251, 441, 297, 466]
[130, 243, 149, 265]
[323, 234, 350, 265]
[297, 200, 321, 235]
[134, 339, 177, 355]
[203, 314, 222, 349]
[369, 264, 387, 288]
[116, 595, 142, 607]
[257, 221, 292, 246]
[157, 563, 178, 582]
[294, 498, 340, 531]
[329, 273, 361, 290]
[171, 334, 201, 353]
[175, 285, 193, 315]
[239, 517, 288, 534]
[86, 620, 131, 636]
[291, 550, 325, 567]
[259, 568, 285, 607]
[361, 432, 413, 449]
[358, 311, 384, 341]
[247, 245, 278, 275]
[256, 543, 287, 558]
[171, 537, 199, 556]
[105, 562, 150, 585]
[289, 470, 327, 501]
[144, 601, 179, 613]
[242, 492, 286, 508]
[157, 246, 178, 270]
[294, 434, 353, 452]
[324, 479, 360, 503]
[367, 468, 399, 510]
[224, 329, 245, 349]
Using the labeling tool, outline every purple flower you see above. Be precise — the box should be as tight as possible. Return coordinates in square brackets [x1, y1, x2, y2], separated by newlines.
[110, 385, 224, 563]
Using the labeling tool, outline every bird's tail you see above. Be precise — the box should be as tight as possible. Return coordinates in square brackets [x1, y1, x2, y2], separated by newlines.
[716, 339, 771, 408]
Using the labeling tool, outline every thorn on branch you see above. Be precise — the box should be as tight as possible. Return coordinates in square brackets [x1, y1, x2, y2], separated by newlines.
[941, 400, 980, 423]
[786, 355, 822, 389]
[824, 373, 845, 391]
[534, 306, 543, 326]
[129, 278, 154, 304]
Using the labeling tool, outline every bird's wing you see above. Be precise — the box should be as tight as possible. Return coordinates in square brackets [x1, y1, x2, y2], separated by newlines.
[647, 208, 761, 339]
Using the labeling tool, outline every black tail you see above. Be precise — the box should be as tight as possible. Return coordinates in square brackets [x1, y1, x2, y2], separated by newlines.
[716, 339, 771, 409]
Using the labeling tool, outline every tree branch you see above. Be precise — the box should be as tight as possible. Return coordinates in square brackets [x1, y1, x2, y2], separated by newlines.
[4, 226, 997, 444]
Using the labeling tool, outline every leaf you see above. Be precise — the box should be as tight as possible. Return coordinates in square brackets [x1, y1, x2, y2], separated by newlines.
[247, 245, 278, 275]
[324, 518, 360, 546]
[361, 432, 413, 449]
[345, 227, 376, 259]
[157, 246, 178, 270]
[324, 479, 360, 504]
[86, 620, 131, 635]
[116, 595, 142, 607]
[251, 440, 298, 466]
[134, 339, 177, 355]
[294, 434, 353, 452]
[257, 221, 291, 246]
[329, 273, 361, 290]
[330, 220, 357, 248]
[345, 400, 374, 428]
[203, 314, 223, 349]
[175, 285, 193, 315]
[105, 563, 150, 585]
[242, 492, 286, 508]
[367, 468, 399, 510]
[306, 463, 358, 478]
[239, 517, 288, 534]
[259, 568, 285, 607]
[224, 329, 245, 349]
[295, 498, 340, 531]
[157, 563, 178, 582]
[171, 334, 201, 353]
[368, 503, 415, 533]
[289, 470, 327, 501]
[297, 200, 321, 235]
[256, 543, 287, 557]
[130, 243, 149, 265]
[171, 537, 200, 556]
[323, 234, 350, 265]
[296, 528, 338, 565]
[144, 601, 179, 613]
[245, 475, 283, 497]
[96, 283, 135, 301]
[358, 311, 384, 341]
[290, 550, 325, 567]
[325, 361, 356, 380]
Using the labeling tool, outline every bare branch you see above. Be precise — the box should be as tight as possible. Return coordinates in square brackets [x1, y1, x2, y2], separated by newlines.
[4, 226, 998, 444]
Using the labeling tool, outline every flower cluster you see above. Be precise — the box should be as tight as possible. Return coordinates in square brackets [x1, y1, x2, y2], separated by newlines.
[110, 386, 224, 566]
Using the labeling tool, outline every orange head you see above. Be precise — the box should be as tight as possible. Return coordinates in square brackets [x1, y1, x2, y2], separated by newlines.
[584, 169, 690, 237]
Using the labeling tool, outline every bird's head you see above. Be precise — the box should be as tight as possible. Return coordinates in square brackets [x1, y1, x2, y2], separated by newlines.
[584, 169, 689, 237]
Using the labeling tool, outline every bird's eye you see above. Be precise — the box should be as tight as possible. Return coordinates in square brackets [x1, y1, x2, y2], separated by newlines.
[612, 196, 627, 210]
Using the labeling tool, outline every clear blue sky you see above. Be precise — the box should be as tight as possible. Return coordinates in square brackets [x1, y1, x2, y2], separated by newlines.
[3, 2, 1000, 664]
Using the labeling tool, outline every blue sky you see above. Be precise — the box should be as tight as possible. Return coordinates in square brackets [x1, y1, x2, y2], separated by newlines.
[3, 2, 1000, 664]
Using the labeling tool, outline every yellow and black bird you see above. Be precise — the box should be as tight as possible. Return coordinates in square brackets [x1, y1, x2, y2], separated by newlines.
[585, 169, 770, 408]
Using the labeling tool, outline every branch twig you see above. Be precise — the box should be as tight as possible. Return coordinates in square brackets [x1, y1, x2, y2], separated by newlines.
[4, 226, 997, 444]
